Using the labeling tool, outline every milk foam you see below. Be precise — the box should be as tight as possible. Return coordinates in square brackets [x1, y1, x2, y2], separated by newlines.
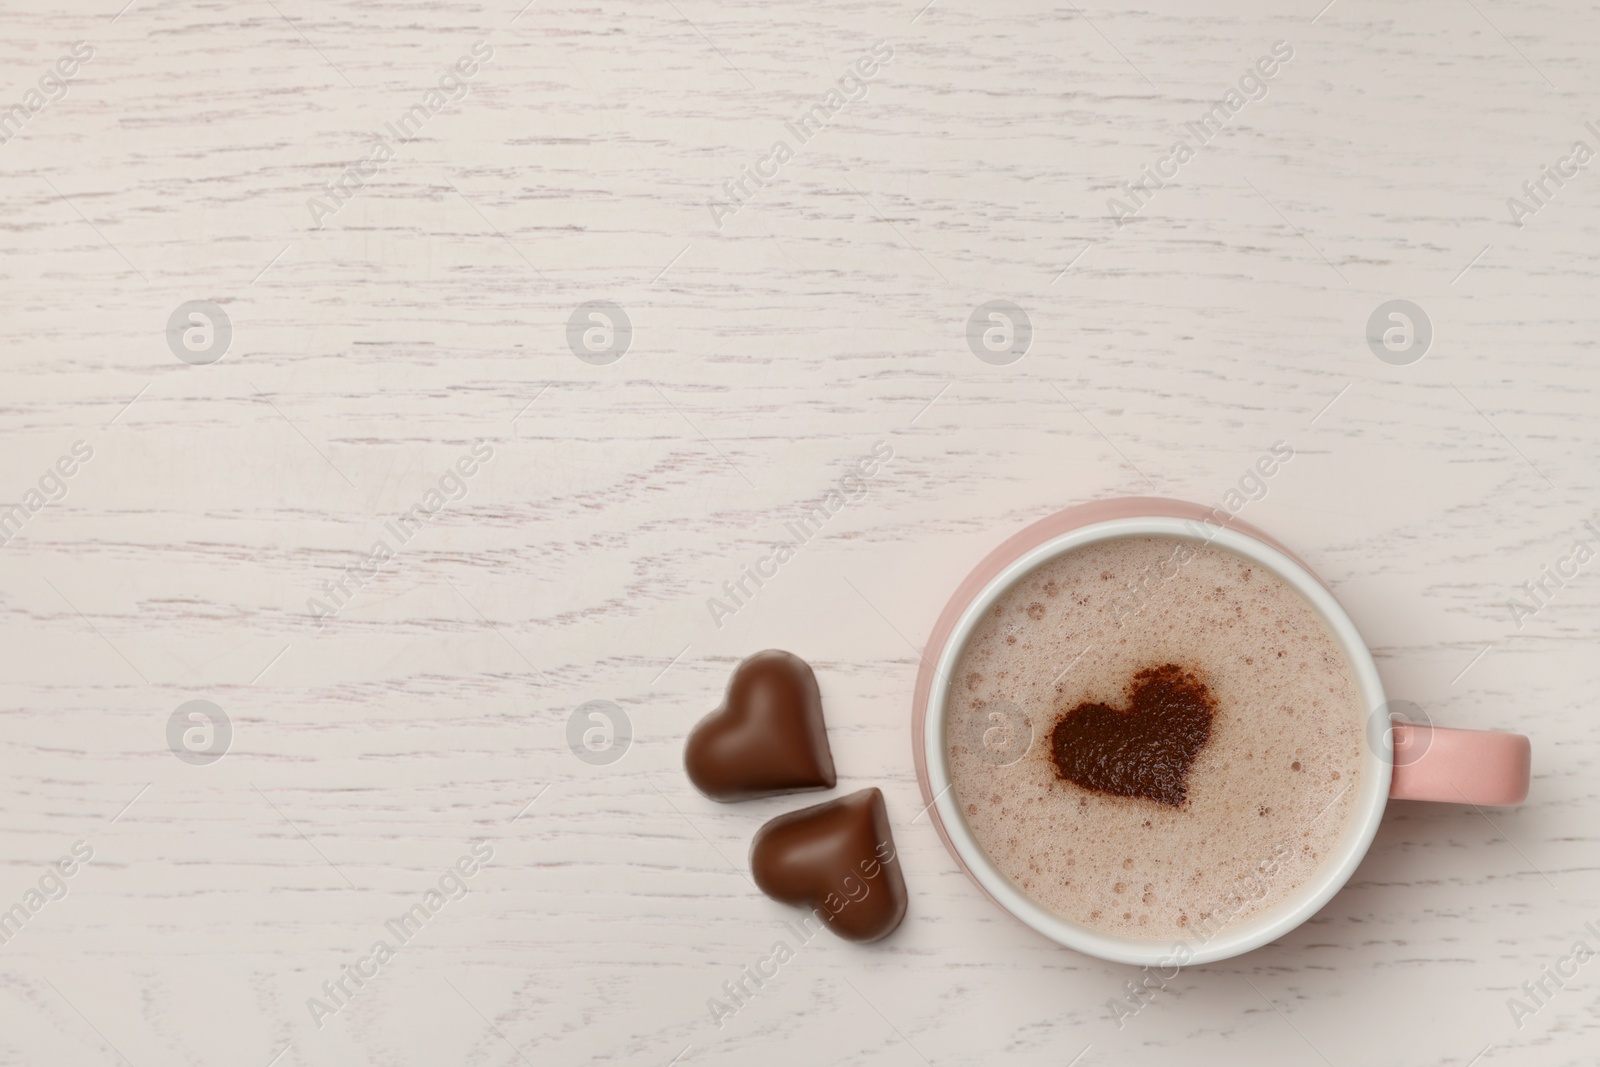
[946, 535, 1364, 941]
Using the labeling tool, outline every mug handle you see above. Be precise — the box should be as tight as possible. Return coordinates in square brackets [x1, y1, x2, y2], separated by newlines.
[1389, 723, 1531, 806]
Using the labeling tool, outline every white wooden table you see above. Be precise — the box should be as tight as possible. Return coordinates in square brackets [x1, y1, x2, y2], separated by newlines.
[1, 1, 1596, 1064]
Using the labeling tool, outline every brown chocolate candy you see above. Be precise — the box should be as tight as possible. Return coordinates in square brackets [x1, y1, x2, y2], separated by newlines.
[1050, 663, 1216, 807]
[684, 650, 836, 802]
[749, 788, 907, 943]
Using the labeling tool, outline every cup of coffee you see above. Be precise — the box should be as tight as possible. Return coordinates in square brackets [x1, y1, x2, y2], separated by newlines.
[912, 497, 1530, 966]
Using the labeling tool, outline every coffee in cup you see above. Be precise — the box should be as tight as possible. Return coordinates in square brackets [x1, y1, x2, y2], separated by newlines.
[946, 534, 1363, 941]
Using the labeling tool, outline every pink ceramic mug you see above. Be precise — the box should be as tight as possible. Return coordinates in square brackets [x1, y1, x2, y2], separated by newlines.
[912, 497, 1531, 965]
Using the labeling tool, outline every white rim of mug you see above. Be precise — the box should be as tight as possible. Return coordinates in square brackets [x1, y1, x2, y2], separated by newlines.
[924, 517, 1391, 966]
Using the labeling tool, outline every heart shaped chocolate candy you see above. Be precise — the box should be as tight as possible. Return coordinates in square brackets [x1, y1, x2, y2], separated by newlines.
[749, 788, 907, 942]
[1050, 663, 1216, 808]
[684, 650, 836, 802]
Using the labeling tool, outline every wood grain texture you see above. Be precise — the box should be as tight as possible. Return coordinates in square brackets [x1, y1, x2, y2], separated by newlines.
[0, 0, 1596, 1064]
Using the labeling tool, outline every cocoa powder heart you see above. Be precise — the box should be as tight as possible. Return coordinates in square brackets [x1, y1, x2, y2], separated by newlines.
[749, 788, 907, 943]
[1050, 663, 1216, 808]
[684, 650, 836, 802]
